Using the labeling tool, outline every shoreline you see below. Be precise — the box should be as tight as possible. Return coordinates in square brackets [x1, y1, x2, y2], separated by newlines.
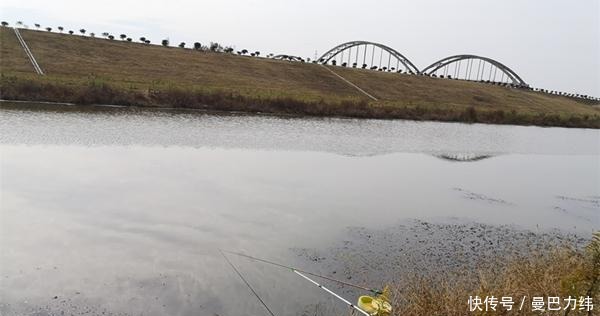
[1, 87, 599, 129]
[292, 219, 598, 315]
[3, 99, 600, 132]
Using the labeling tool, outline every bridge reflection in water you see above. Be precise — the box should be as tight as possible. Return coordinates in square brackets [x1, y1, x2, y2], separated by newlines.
[434, 153, 496, 162]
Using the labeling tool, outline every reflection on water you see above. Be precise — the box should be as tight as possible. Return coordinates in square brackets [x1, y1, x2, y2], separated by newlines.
[0, 105, 598, 315]
[1, 103, 599, 155]
[434, 153, 494, 162]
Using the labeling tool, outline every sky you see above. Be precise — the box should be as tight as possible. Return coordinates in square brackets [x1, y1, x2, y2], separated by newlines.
[1, 0, 599, 96]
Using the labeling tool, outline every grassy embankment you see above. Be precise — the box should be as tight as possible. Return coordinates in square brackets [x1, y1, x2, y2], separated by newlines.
[1, 27, 600, 127]
[392, 233, 599, 315]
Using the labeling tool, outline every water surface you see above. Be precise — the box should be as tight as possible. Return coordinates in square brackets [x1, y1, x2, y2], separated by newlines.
[1, 105, 598, 315]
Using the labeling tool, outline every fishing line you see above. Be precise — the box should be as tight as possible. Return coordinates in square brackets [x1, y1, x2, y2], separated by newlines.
[219, 249, 276, 316]
[222, 250, 382, 295]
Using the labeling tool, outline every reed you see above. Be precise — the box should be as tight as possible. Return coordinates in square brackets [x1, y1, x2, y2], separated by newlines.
[391, 233, 599, 315]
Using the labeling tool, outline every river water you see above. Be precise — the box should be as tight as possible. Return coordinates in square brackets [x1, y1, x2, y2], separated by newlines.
[0, 104, 598, 315]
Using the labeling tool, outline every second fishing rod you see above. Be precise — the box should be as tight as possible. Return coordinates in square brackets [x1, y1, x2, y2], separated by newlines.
[221, 250, 383, 295]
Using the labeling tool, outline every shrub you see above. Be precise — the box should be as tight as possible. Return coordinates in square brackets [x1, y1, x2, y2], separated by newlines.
[461, 106, 477, 122]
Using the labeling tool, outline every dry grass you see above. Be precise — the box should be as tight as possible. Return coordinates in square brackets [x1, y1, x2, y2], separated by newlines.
[1, 27, 599, 127]
[391, 233, 600, 315]
[332, 66, 600, 120]
[1, 28, 362, 103]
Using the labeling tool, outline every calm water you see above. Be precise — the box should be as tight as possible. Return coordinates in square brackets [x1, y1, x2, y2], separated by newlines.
[0, 104, 599, 315]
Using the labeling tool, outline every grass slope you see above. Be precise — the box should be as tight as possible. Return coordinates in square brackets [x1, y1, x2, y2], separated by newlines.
[1, 28, 361, 103]
[1, 27, 599, 128]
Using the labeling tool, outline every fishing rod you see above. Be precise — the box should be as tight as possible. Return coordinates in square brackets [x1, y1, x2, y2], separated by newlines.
[222, 250, 383, 295]
[220, 250, 371, 316]
[219, 250, 276, 316]
[293, 269, 370, 316]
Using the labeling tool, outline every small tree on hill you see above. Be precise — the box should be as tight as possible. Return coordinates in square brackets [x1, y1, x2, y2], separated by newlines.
[108, 35, 114, 40]
[254, 51, 260, 57]
[179, 42, 185, 48]
[241, 49, 248, 55]
[193, 42, 201, 50]
[102, 32, 109, 38]
[161, 39, 169, 47]
[1, 21, 8, 27]
[144, 40, 150, 44]
[69, 30, 74, 35]
[209, 42, 222, 52]
[120, 34, 126, 40]
[45, 27, 52, 32]
[34, 23, 40, 29]
[139, 37, 146, 43]
[79, 29, 86, 35]
[126, 37, 132, 42]
[58, 26, 64, 33]
[16, 21, 23, 27]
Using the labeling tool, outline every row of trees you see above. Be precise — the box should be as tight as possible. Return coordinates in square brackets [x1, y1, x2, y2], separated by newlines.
[157, 39, 259, 56]
[1, 21, 99, 37]
[329, 59, 413, 73]
[2, 21, 263, 55]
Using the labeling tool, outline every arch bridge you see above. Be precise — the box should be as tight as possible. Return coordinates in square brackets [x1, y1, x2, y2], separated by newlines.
[279, 41, 530, 88]
[421, 55, 528, 87]
[316, 41, 420, 74]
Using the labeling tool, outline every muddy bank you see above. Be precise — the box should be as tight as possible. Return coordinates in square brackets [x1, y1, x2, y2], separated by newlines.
[291, 219, 589, 301]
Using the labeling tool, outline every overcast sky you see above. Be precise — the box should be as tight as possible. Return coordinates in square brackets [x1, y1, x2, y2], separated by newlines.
[2, 0, 599, 96]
